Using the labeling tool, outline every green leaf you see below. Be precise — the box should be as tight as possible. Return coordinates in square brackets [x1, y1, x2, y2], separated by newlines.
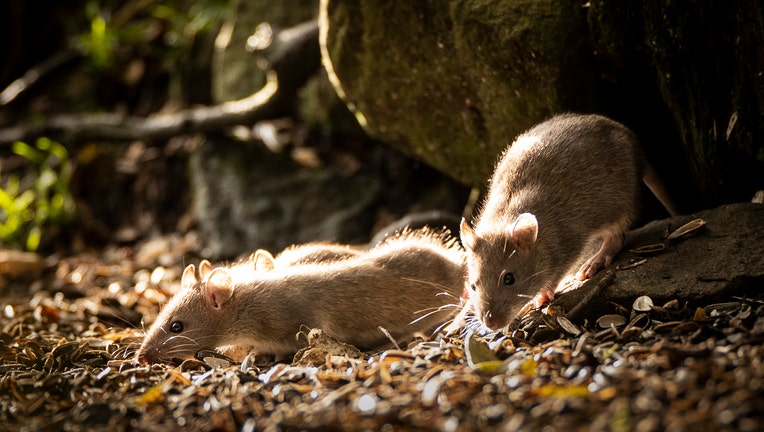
[0, 187, 16, 211]
[465, 331, 508, 374]
[26, 225, 42, 251]
[12, 141, 44, 164]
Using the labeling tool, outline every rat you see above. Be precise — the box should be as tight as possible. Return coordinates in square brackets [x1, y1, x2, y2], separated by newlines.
[459, 113, 678, 332]
[135, 228, 465, 365]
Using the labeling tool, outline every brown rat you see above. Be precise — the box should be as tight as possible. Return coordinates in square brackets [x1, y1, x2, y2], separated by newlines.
[460, 113, 678, 332]
[135, 229, 465, 364]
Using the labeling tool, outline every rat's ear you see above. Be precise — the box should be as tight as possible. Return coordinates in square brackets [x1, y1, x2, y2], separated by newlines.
[199, 259, 213, 280]
[203, 268, 233, 309]
[510, 213, 538, 251]
[181, 264, 198, 290]
[253, 249, 275, 271]
[460, 218, 478, 250]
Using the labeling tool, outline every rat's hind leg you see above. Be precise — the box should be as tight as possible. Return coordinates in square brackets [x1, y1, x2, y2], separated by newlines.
[576, 225, 626, 280]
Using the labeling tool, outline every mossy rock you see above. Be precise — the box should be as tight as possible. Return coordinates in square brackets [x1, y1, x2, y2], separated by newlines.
[320, 0, 598, 187]
[322, 0, 764, 207]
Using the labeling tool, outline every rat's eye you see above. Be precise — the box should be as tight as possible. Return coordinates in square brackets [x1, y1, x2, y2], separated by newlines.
[502, 272, 515, 286]
[170, 321, 184, 333]
[470, 283, 477, 291]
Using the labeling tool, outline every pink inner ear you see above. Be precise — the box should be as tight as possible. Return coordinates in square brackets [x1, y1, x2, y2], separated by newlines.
[181, 264, 198, 290]
[253, 249, 275, 271]
[460, 218, 478, 250]
[204, 268, 233, 309]
[199, 259, 213, 280]
[510, 213, 538, 251]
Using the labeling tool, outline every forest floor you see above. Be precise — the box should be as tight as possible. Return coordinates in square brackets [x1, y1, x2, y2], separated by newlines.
[1, 230, 763, 432]
[4, 4, 760, 430]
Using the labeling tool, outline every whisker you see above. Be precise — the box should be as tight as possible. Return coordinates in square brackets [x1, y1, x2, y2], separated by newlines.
[435, 291, 462, 301]
[378, 326, 401, 350]
[430, 318, 456, 336]
[161, 334, 198, 347]
[410, 304, 456, 325]
[399, 277, 460, 296]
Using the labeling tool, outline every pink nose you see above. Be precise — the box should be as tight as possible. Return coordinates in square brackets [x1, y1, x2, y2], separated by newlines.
[482, 310, 507, 332]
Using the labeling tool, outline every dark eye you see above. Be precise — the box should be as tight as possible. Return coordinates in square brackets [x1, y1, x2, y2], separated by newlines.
[170, 321, 184, 333]
[502, 272, 515, 286]
[470, 283, 477, 291]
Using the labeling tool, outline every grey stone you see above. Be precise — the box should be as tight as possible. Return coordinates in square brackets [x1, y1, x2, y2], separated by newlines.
[320, 0, 597, 187]
[320, 0, 764, 210]
[557, 202, 764, 320]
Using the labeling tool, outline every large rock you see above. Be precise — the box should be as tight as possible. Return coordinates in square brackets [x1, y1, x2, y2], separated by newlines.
[320, 0, 598, 187]
[191, 138, 468, 259]
[320, 0, 764, 210]
[556, 202, 764, 321]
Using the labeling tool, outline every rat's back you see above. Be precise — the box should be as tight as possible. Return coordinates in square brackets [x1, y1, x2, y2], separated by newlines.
[479, 113, 643, 239]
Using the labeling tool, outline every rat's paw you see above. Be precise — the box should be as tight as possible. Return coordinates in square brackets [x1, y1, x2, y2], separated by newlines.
[576, 255, 609, 280]
[532, 290, 554, 308]
[578, 229, 623, 280]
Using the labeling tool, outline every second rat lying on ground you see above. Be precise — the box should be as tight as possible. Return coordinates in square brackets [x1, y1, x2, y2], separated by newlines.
[460, 113, 678, 332]
[136, 229, 465, 365]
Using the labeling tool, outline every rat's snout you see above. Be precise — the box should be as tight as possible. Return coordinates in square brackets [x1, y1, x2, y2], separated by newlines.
[135, 348, 152, 365]
[135, 344, 161, 365]
[481, 309, 508, 332]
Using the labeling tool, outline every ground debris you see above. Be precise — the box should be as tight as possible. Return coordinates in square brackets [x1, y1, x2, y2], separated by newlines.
[1, 250, 763, 431]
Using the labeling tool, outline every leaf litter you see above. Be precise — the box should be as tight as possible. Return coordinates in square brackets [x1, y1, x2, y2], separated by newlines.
[1, 234, 763, 431]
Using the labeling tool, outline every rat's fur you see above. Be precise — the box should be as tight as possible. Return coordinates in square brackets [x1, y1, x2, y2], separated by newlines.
[252, 242, 364, 271]
[136, 229, 465, 364]
[461, 114, 677, 331]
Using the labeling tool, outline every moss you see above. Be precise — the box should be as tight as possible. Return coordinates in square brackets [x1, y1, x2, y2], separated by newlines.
[321, 0, 596, 187]
[322, 0, 763, 204]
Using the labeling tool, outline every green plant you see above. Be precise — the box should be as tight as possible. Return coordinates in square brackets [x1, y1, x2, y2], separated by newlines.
[0, 137, 75, 251]
[78, 0, 229, 71]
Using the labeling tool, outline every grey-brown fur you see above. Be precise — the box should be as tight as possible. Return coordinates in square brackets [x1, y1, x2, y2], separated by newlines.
[267, 242, 363, 269]
[461, 113, 677, 331]
[136, 229, 465, 364]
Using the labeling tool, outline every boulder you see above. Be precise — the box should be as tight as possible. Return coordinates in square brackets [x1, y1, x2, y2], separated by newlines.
[556, 202, 764, 321]
[589, 0, 764, 208]
[319, 0, 598, 187]
[190, 135, 469, 259]
[320, 0, 764, 210]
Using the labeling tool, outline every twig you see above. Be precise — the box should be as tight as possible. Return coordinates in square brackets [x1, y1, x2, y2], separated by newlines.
[0, 49, 83, 106]
[561, 270, 616, 320]
[0, 20, 320, 145]
[0, 73, 279, 144]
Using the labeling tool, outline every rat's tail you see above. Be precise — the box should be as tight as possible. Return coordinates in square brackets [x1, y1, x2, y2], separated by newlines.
[643, 161, 681, 217]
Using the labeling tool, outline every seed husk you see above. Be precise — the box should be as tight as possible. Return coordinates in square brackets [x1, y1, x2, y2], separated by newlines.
[633, 296, 654, 313]
[667, 218, 706, 241]
[597, 314, 627, 329]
